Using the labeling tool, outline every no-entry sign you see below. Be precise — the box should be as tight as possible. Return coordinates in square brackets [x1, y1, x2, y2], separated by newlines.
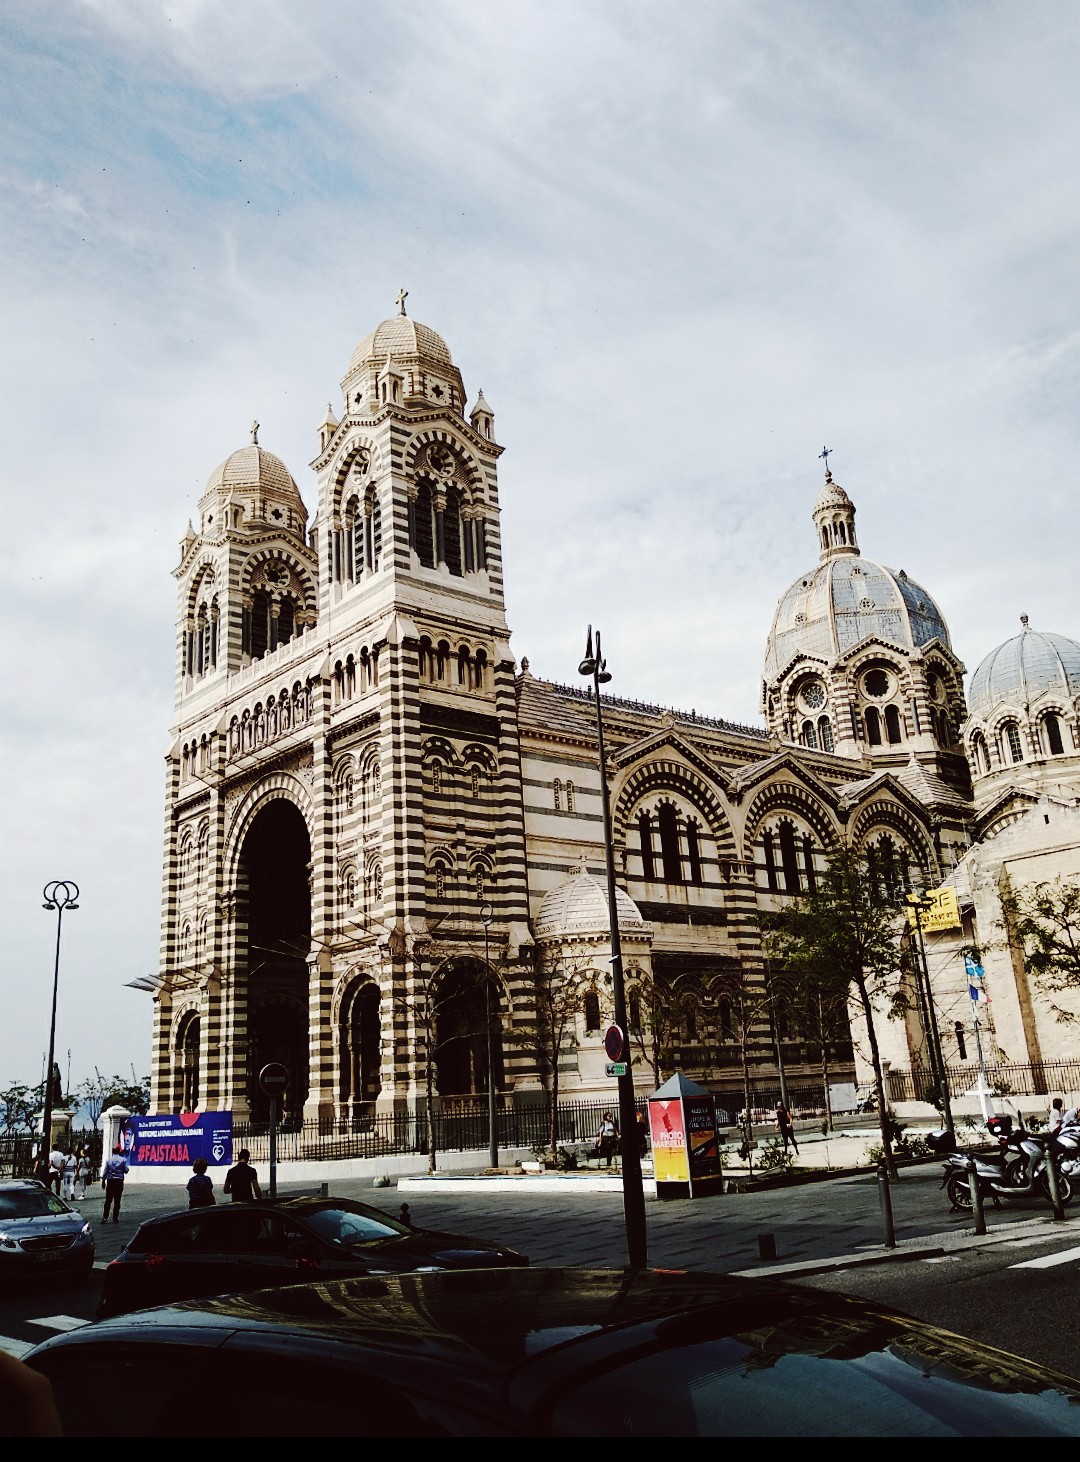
[259, 1062, 289, 1097]
[604, 1024, 625, 1062]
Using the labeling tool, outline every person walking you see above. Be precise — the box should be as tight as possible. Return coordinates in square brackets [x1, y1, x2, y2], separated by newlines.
[60, 1150, 77, 1203]
[596, 1113, 619, 1168]
[186, 1156, 216, 1209]
[73, 1146, 90, 1202]
[47, 1147, 64, 1195]
[101, 1145, 129, 1223]
[223, 1149, 262, 1202]
[775, 1102, 799, 1154]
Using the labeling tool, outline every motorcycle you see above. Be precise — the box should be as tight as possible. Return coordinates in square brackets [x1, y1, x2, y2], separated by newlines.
[929, 1117, 1073, 1211]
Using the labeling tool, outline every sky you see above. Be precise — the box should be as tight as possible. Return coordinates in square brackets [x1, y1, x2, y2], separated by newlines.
[1, 0, 1077, 1092]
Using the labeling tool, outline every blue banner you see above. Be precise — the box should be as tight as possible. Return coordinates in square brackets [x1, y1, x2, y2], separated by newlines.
[128, 1112, 233, 1166]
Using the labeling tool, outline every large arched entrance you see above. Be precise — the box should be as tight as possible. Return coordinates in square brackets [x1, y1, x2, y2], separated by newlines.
[339, 980, 382, 1123]
[434, 959, 504, 1098]
[239, 798, 311, 1122]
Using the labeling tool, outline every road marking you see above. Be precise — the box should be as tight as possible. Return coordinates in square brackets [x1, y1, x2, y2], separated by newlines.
[1010, 1244, 1080, 1270]
[1001, 1234, 1066, 1250]
[0, 1335, 33, 1359]
[923, 1256, 962, 1264]
[28, 1315, 92, 1332]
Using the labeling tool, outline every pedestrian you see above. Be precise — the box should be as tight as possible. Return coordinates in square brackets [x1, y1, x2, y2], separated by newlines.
[101, 1144, 129, 1223]
[186, 1156, 216, 1209]
[596, 1112, 619, 1168]
[223, 1148, 262, 1202]
[775, 1102, 799, 1154]
[60, 1150, 77, 1203]
[73, 1146, 90, 1202]
[635, 1109, 649, 1160]
[47, 1146, 64, 1195]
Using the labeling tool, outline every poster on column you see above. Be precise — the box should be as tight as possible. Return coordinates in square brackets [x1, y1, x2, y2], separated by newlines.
[128, 1112, 233, 1166]
[648, 1098, 690, 1184]
[684, 1094, 720, 1180]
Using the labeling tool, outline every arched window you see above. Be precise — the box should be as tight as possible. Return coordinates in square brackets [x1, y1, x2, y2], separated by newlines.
[884, 704, 903, 744]
[1043, 713, 1065, 756]
[436, 640, 450, 681]
[718, 998, 734, 1041]
[801, 835, 816, 893]
[971, 732, 989, 773]
[638, 811, 655, 879]
[433, 861, 447, 900]
[431, 761, 443, 795]
[865, 706, 882, 746]
[800, 720, 818, 749]
[474, 864, 487, 900]
[584, 992, 601, 1033]
[176, 1012, 201, 1113]
[414, 481, 436, 567]
[458, 645, 470, 685]
[565, 781, 575, 813]
[444, 485, 464, 577]
[471, 766, 481, 799]
[553, 778, 562, 811]
[778, 819, 800, 894]
[818, 716, 834, 752]
[763, 829, 778, 891]
[658, 803, 681, 882]
[1002, 720, 1024, 763]
[473, 649, 487, 689]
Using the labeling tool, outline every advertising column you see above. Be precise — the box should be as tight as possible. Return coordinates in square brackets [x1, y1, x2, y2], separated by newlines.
[648, 1071, 723, 1201]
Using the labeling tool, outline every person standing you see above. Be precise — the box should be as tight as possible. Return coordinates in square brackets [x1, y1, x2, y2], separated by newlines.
[775, 1102, 799, 1154]
[596, 1113, 619, 1168]
[73, 1146, 90, 1202]
[101, 1145, 129, 1223]
[223, 1149, 262, 1202]
[186, 1157, 216, 1209]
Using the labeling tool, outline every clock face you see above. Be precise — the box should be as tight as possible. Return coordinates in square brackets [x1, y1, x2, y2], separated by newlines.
[800, 679, 826, 710]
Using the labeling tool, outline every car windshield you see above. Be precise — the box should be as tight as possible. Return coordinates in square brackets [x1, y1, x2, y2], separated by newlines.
[300, 1204, 406, 1247]
[0, 1190, 72, 1219]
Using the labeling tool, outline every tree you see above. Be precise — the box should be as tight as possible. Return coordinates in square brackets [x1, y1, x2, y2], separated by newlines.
[1002, 876, 1080, 1025]
[626, 968, 705, 1087]
[79, 1072, 151, 1124]
[760, 848, 909, 1175]
[768, 962, 851, 1132]
[511, 951, 597, 1157]
[711, 965, 777, 1176]
[0, 1083, 43, 1137]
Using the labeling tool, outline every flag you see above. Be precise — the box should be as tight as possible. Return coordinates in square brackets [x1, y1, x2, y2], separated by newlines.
[965, 954, 990, 1004]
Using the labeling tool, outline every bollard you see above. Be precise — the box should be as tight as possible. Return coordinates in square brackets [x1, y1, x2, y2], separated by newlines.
[877, 1164, 896, 1249]
[966, 1156, 986, 1236]
[1043, 1147, 1067, 1223]
[319, 1181, 329, 1199]
[757, 1233, 777, 1260]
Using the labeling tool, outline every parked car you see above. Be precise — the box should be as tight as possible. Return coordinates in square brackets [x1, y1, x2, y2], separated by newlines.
[96, 1195, 527, 1318]
[0, 1179, 95, 1282]
[29, 1267, 1080, 1436]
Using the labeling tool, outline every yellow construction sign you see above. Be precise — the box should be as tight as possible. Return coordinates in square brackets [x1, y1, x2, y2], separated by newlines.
[906, 886, 962, 933]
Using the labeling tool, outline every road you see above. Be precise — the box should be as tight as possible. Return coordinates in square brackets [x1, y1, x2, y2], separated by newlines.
[3, 1165, 1079, 1380]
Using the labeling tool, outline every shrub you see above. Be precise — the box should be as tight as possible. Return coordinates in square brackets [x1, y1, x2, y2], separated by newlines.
[757, 1137, 797, 1175]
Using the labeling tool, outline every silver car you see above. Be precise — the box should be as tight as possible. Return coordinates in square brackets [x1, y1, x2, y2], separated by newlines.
[0, 1179, 95, 1281]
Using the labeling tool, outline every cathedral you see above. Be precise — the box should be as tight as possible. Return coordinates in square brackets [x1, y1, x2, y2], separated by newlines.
[150, 300, 1080, 1123]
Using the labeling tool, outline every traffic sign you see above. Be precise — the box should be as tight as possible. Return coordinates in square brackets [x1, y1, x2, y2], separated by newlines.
[603, 1024, 625, 1062]
[259, 1062, 289, 1096]
[605, 1061, 628, 1078]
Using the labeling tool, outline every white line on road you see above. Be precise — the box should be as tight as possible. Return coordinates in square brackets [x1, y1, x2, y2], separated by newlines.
[28, 1315, 92, 1332]
[1010, 1244, 1080, 1270]
[0, 1335, 33, 1358]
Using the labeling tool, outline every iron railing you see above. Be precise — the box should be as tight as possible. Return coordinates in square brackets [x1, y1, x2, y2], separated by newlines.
[885, 1060, 1080, 1105]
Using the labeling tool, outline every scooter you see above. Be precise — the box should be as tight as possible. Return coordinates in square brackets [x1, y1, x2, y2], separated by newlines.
[929, 1118, 1072, 1211]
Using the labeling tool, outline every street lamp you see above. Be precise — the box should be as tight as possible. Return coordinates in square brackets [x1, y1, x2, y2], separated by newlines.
[578, 626, 648, 1269]
[906, 892, 954, 1132]
[479, 901, 499, 1170]
[40, 880, 79, 1178]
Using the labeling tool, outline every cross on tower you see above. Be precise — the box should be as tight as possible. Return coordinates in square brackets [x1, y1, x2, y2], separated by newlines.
[818, 446, 832, 473]
[396, 288, 409, 317]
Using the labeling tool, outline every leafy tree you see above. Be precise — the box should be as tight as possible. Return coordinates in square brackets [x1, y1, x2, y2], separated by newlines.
[767, 963, 851, 1132]
[79, 1072, 151, 1123]
[759, 848, 909, 1175]
[1002, 876, 1080, 1025]
[0, 1082, 43, 1137]
[711, 964, 776, 1176]
[510, 951, 597, 1157]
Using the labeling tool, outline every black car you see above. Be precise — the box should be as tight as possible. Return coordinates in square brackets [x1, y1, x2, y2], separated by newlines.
[96, 1196, 527, 1317]
[0, 1180, 95, 1282]
[27, 1268, 1080, 1437]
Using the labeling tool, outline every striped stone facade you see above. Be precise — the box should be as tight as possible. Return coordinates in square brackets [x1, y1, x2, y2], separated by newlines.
[152, 307, 979, 1122]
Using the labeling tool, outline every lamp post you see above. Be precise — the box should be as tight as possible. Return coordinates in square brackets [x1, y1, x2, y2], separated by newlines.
[578, 626, 648, 1269]
[907, 893, 954, 1132]
[40, 880, 79, 1178]
[480, 901, 499, 1170]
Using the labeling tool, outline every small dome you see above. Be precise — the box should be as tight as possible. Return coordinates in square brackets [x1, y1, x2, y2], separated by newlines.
[204, 445, 301, 500]
[764, 556, 951, 683]
[348, 316, 453, 374]
[813, 475, 854, 514]
[535, 871, 648, 941]
[968, 618, 1080, 718]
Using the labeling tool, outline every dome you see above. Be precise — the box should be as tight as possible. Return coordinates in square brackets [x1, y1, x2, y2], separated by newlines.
[764, 556, 951, 684]
[968, 618, 1080, 718]
[204, 445, 301, 501]
[813, 476, 854, 515]
[348, 315, 454, 374]
[534, 872, 649, 941]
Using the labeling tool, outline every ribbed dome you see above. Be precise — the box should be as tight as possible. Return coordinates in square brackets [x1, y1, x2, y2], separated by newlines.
[813, 476, 854, 514]
[535, 872, 648, 941]
[204, 446, 301, 500]
[764, 556, 951, 683]
[349, 316, 453, 374]
[968, 619, 1080, 718]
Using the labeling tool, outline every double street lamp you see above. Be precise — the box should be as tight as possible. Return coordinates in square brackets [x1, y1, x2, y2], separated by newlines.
[578, 627, 648, 1269]
[40, 880, 80, 1176]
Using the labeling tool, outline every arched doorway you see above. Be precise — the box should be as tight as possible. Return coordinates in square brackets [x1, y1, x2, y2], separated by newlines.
[434, 959, 504, 1099]
[175, 1011, 201, 1113]
[239, 798, 311, 1122]
[339, 981, 382, 1124]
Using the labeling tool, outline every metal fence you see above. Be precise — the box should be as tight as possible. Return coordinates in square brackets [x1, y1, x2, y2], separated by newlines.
[0, 1130, 103, 1179]
[885, 1060, 1080, 1105]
